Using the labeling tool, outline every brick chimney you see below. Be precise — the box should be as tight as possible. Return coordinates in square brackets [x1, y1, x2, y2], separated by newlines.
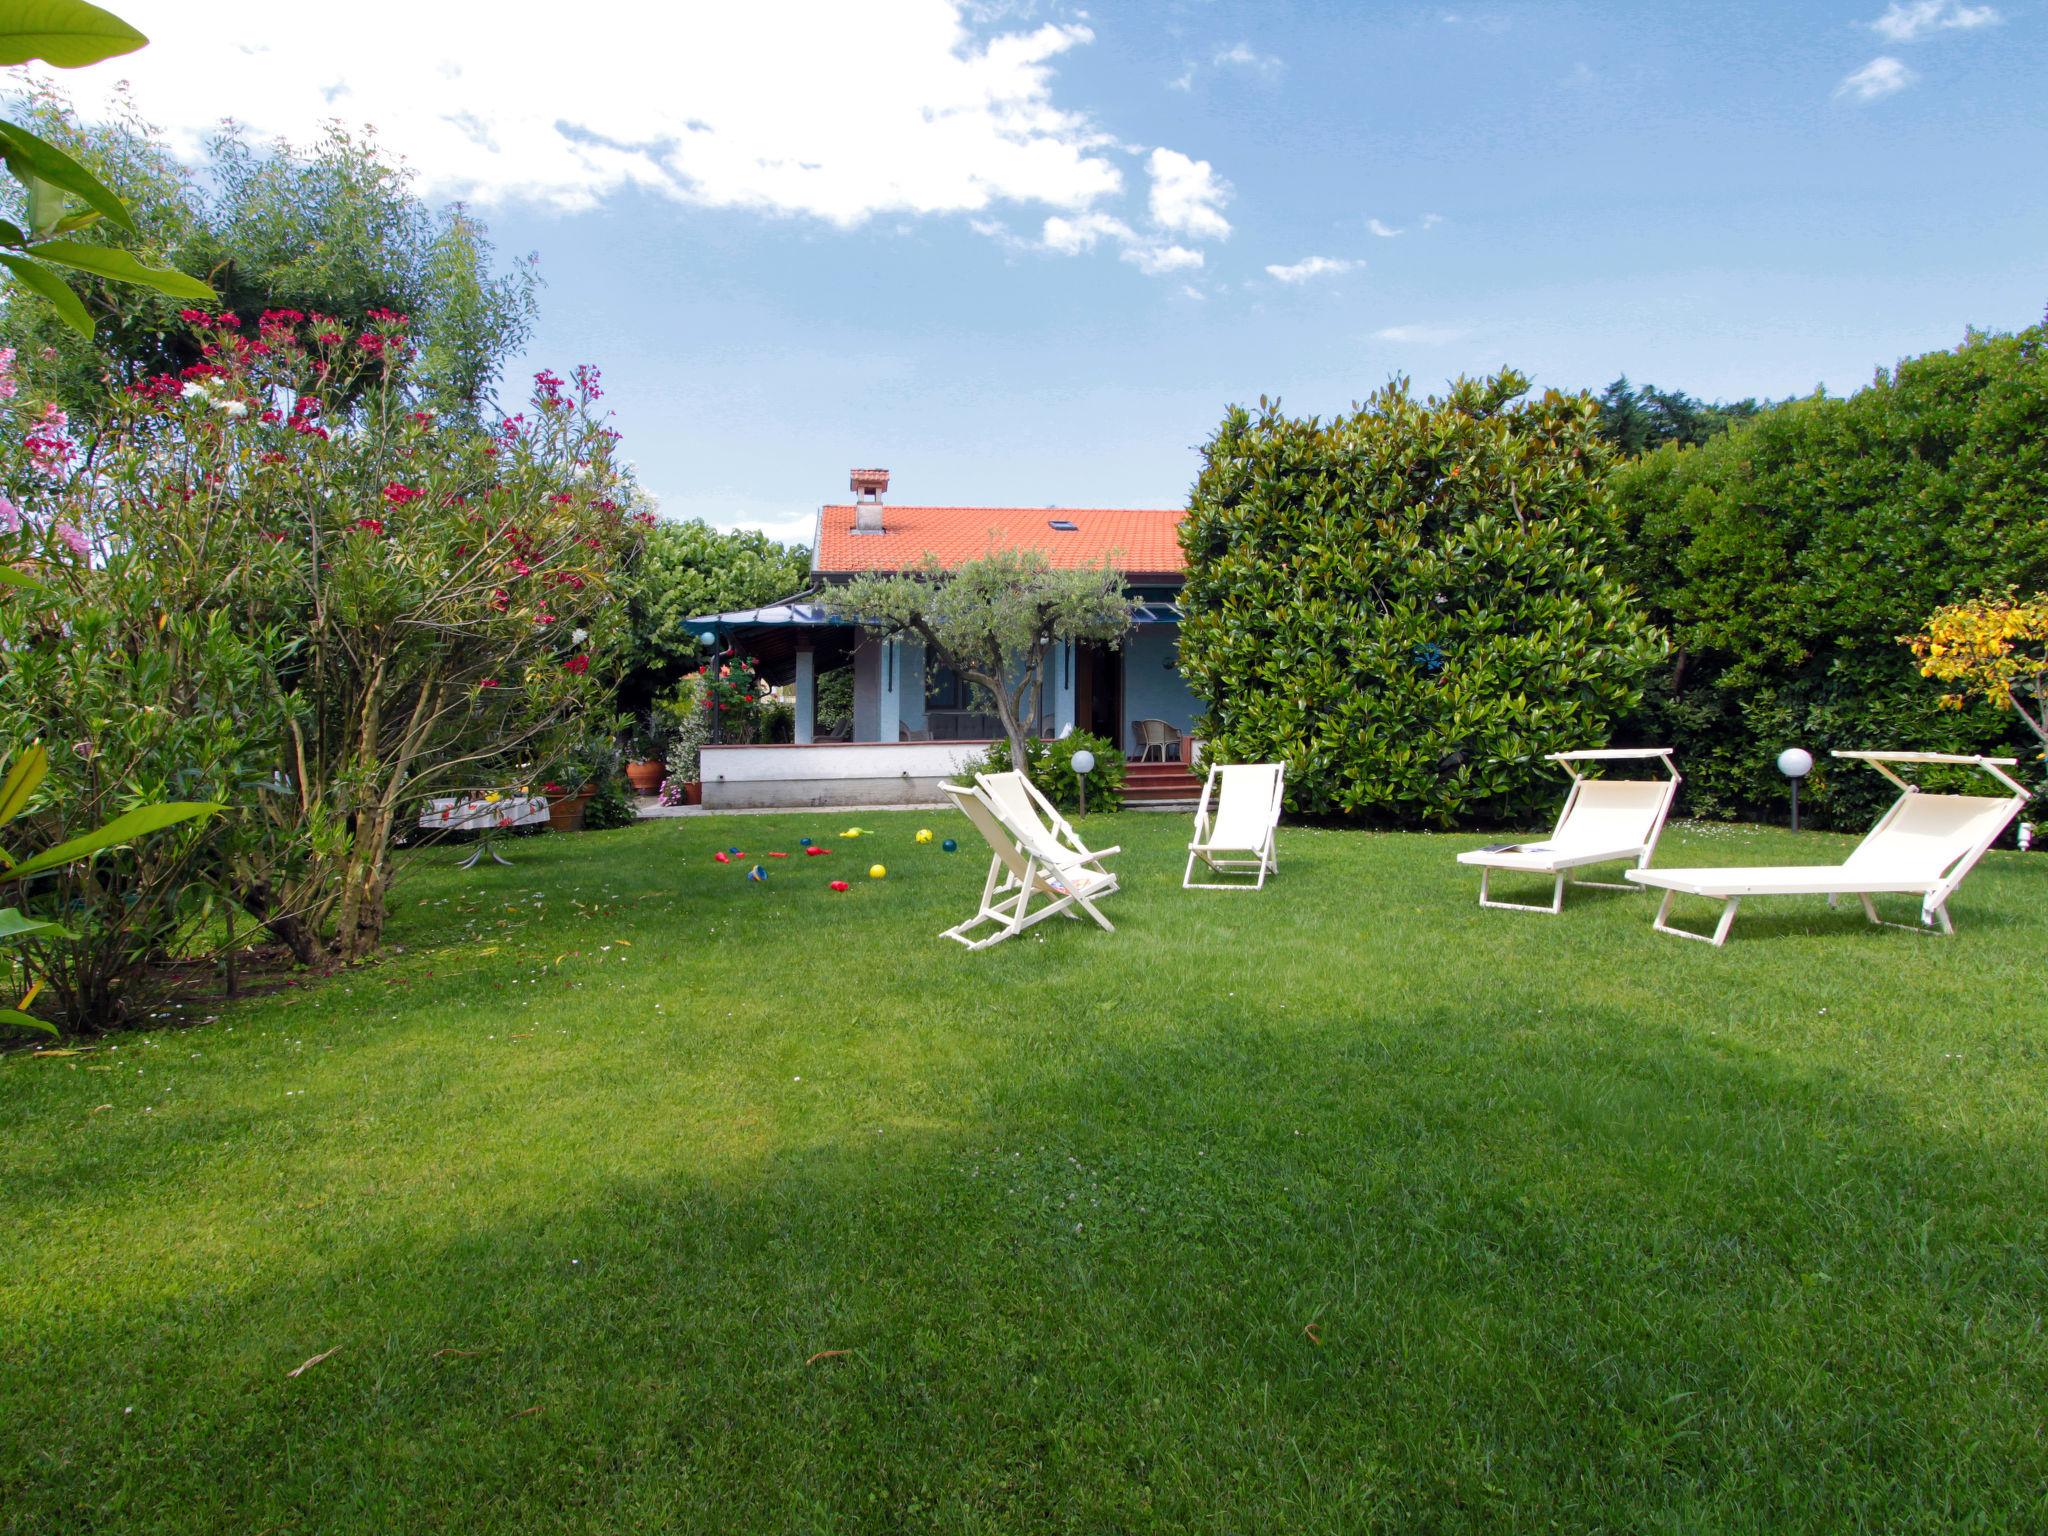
[850, 467, 889, 533]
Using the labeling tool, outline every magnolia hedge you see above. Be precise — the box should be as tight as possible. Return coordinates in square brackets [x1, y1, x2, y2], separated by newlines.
[1178, 371, 1663, 826]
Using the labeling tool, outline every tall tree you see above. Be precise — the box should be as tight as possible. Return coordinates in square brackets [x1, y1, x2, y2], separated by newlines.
[0, 85, 536, 420]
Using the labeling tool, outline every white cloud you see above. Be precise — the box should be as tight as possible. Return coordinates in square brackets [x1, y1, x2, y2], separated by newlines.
[56, 0, 1149, 227]
[1374, 324, 1469, 345]
[1265, 256, 1360, 284]
[1871, 1, 1999, 42]
[1212, 43, 1284, 78]
[1122, 244, 1204, 276]
[1367, 218, 1405, 238]
[1420, 212, 1445, 230]
[1041, 212, 1137, 254]
[1167, 68, 1196, 92]
[1146, 148, 1232, 240]
[1836, 55, 1917, 100]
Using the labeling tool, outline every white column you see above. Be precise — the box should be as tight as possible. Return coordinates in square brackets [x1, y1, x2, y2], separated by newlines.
[793, 646, 815, 745]
[877, 637, 902, 743]
[1051, 641, 1077, 737]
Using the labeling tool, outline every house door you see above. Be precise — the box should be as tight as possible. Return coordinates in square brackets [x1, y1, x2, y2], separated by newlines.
[1076, 642, 1123, 746]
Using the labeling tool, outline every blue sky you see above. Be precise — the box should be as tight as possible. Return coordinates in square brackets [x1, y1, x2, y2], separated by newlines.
[70, 1, 2048, 544]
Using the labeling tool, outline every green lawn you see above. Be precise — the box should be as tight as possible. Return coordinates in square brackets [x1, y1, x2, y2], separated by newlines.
[4, 810, 2045, 1533]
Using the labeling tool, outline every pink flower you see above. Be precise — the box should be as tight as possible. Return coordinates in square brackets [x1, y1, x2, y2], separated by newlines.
[0, 346, 15, 400]
[53, 522, 89, 557]
[0, 495, 19, 534]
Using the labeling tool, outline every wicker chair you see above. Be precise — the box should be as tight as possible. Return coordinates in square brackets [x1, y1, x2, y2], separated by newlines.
[1132, 718, 1182, 762]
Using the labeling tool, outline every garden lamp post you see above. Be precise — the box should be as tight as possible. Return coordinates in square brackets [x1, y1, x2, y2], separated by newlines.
[1071, 748, 1096, 817]
[698, 628, 722, 746]
[1777, 747, 1813, 832]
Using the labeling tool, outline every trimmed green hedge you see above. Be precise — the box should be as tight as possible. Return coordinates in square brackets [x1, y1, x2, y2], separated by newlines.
[1611, 320, 2048, 828]
[1178, 371, 1663, 826]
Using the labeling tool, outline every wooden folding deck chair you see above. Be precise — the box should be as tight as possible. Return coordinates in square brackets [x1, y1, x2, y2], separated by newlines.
[937, 779, 1120, 951]
[1184, 761, 1286, 890]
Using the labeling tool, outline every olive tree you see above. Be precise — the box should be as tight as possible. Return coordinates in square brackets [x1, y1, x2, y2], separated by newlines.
[822, 549, 1135, 768]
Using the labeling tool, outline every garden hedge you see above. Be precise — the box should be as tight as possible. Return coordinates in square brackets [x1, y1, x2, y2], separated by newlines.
[1611, 319, 2048, 828]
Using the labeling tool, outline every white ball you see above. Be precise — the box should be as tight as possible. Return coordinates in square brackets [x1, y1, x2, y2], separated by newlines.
[1071, 750, 1096, 775]
[1777, 748, 1814, 779]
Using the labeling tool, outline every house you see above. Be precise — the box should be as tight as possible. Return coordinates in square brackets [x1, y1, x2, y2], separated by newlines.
[687, 469, 1202, 808]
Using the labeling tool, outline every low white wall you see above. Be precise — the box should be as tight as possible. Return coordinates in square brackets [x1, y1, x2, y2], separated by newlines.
[700, 740, 993, 809]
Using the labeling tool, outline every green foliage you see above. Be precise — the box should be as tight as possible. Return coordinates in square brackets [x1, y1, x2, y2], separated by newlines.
[1612, 320, 2048, 827]
[0, 740, 219, 1035]
[1596, 375, 1765, 457]
[814, 665, 854, 736]
[616, 515, 809, 704]
[824, 549, 1135, 770]
[579, 776, 638, 831]
[1179, 371, 1664, 827]
[0, 89, 532, 416]
[951, 730, 1125, 814]
[0, 0, 145, 69]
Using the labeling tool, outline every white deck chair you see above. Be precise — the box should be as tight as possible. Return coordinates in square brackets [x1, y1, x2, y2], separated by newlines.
[1625, 751, 2029, 946]
[938, 779, 1120, 951]
[1184, 762, 1286, 889]
[1455, 749, 1681, 913]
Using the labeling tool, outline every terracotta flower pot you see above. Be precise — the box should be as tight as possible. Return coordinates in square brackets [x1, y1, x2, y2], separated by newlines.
[625, 759, 665, 795]
[683, 780, 702, 806]
[546, 783, 594, 833]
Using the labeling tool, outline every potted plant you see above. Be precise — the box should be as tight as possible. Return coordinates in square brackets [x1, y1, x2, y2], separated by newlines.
[544, 735, 607, 831]
[624, 722, 667, 795]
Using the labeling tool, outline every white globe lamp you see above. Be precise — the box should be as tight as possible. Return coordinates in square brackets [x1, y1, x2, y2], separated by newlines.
[1777, 747, 1814, 831]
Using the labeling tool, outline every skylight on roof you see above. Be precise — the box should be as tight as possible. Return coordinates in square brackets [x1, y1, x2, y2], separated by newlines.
[1048, 518, 1078, 531]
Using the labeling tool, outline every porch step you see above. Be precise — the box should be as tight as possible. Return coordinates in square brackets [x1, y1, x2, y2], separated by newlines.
[1123, 758, 1203, 805]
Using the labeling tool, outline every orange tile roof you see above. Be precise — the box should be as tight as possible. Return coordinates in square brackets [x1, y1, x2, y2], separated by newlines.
[813, 504, 1187, 578]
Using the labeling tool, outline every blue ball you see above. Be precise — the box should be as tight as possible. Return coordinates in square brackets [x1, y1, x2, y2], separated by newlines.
[798, 837, 812, 847]
[941, 838, 958, 853]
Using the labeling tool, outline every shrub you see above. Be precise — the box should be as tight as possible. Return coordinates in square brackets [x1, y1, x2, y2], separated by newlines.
[1612, 320, 2048, 828]
[579, 776, 638, 831]
[1179, 371, 1663, 826]
[949, 730, 1124, 814]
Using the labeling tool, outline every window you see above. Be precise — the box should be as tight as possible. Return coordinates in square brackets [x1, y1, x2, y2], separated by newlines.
[1048, 518, 1078, 532]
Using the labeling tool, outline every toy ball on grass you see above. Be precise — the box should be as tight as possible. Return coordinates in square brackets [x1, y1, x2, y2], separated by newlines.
[746, 865, 767, 882]
[840, 828, 864, 839]
[915, 828, 933, 844]
[828, 880, 850, 892]
[941, 838, 958, 853]
[868, 864, 886, 879]
[798, 837, 813, 847]
[805, 846, 829, 857]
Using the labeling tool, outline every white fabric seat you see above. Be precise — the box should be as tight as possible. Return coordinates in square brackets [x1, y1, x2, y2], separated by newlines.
[1455, 749, 1681, 913]
[1185, 762, 1286, 889]
[1626, 752, 2029, 945]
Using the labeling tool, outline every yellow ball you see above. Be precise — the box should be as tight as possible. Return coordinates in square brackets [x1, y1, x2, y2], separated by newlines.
[915, 828, 933, 844]
[868, 864, 887, 879]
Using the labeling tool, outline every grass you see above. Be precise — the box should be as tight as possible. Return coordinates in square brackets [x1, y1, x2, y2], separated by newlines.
[3, 809, 2045, 1533]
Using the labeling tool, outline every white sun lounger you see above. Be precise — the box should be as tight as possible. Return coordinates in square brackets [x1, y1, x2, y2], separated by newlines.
[937, 775, 1120, 950]
[1184, 762, 1286, 889]
[1625, 752, 2029, 945]
[1455, 749, 1681, 913]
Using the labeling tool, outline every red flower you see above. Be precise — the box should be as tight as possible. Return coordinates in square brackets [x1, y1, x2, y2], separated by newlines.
[479, 678, 499, 688]
[382, 481, 423, 507]
[352, 517, 386, 535]
[543, 782, 563, 794]
[563, 654, 590, 675]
